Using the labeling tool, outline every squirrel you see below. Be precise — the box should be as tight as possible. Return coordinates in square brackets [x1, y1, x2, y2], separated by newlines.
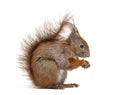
[20, 14, 90, 89]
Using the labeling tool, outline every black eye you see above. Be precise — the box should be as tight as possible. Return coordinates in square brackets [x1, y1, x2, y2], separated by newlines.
[80, 44, 84, 49]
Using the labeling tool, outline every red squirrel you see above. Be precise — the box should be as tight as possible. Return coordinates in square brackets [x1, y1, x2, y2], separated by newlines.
[20, 14, 90, 89]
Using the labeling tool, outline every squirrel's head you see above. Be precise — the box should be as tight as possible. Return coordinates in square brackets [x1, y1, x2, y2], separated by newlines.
[58, 22, 90, 58]
[69, 27, 90, 58]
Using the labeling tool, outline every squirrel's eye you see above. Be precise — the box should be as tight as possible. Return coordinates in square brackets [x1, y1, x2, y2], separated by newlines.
[80, 44, 84, 49]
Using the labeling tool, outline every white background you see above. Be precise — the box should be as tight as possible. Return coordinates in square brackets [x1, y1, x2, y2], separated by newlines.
[0, 0, 120, 95]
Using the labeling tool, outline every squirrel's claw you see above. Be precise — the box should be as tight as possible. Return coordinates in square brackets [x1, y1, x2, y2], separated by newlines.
[81, 60, 90, 68]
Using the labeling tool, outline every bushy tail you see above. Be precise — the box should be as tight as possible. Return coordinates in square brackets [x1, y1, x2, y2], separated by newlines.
[19, 13, 72, 85]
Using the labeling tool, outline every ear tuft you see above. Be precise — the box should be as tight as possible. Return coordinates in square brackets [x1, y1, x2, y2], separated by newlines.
[57, 24, 72, 40]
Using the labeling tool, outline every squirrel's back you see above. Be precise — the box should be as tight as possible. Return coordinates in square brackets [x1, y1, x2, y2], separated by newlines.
[19, 14, 73, 87]
[19, 13, 90, 89]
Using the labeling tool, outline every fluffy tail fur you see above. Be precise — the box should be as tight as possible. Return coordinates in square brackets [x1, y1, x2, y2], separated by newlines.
[19, 14, 72, 85]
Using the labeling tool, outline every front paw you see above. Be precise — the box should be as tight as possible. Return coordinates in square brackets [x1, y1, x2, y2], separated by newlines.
[81, 60, 90, 68]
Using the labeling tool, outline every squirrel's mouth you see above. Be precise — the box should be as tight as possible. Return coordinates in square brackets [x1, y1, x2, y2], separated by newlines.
[79, 52, 90, 58]
[74, 56, 79, 60]
[74, 56, 89, 60]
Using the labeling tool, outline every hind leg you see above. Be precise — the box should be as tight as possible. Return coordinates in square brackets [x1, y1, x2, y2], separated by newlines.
[52, 83, 79, 89]
[51, 69, 78, 89]
[31, 58, 59, 89]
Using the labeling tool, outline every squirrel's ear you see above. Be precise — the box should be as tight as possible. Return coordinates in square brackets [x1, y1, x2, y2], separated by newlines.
[56, 23, 73, 40]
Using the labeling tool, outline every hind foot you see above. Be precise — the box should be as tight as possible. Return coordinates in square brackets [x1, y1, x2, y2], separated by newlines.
[54, 83, 79, 89]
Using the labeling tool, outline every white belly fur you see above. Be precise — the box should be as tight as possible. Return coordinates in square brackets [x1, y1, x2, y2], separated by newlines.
[57, 70, 65, 83]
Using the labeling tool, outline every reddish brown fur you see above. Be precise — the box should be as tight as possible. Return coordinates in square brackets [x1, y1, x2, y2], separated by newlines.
[69, 58, 90, 70]
[19, 13, 90, 89]
[19, 14, 73, 86]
